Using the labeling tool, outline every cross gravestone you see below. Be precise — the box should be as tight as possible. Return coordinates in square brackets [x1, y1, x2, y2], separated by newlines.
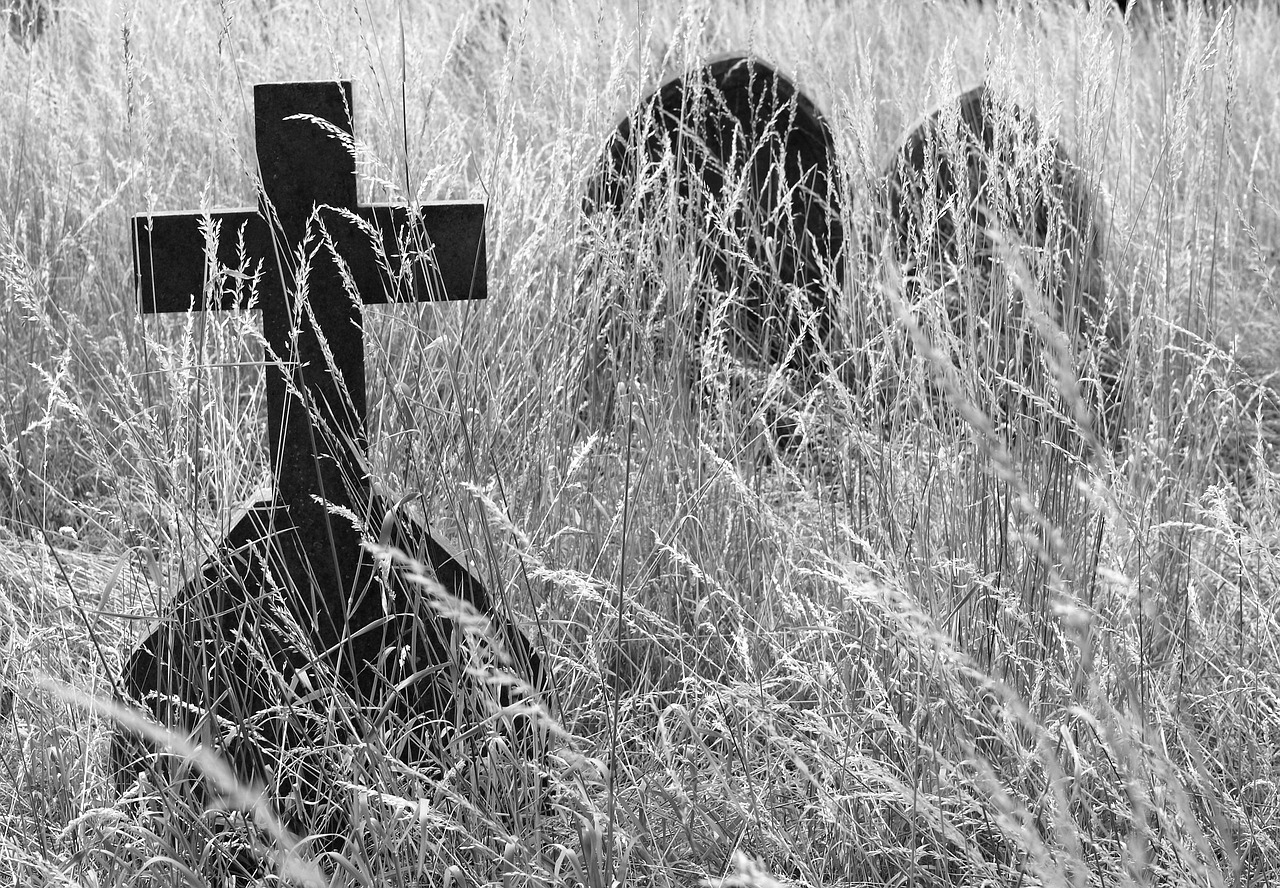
[580, 56, 845, 432]
[117, 81, 544, 802]
[877, 84, 1124, 444]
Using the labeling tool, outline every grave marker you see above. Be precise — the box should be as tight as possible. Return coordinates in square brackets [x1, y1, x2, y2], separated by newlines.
[4, 0, 51, 46]
[118, 81, 544, 799]
[877, 85, 1123, 443]
[583, 56, 845, 389]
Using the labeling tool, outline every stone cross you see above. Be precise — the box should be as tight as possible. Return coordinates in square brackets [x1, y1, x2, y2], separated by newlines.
[132, 79, 486, 688]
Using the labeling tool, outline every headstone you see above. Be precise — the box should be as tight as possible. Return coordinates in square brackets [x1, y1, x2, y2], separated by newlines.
[877, 84, 1123, 443]
[117, 81, 546, 810]
[5, 0, 50, 46]
[582, 55, 845, 397]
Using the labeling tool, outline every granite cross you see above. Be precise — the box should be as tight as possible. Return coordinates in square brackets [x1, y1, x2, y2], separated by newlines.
[131, 79, 486, 697]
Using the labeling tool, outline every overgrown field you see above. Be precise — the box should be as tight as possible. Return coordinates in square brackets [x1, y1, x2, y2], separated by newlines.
[2, 0, 1279, 885]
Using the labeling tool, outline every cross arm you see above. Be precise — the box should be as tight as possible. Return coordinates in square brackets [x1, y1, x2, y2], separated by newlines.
[349, 201, 487, 305]
[133, 209, 272, 314]
[133, 200, 488, 314]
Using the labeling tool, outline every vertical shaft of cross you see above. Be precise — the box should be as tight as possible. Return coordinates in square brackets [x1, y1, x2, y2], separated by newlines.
[255, 81, 369, 655]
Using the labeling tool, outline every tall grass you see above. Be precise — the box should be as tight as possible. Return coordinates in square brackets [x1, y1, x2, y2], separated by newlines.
[2, 0, 1279, 884]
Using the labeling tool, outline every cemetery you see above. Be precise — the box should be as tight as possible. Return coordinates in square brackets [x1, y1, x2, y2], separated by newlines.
[2, 1, 1279, 886]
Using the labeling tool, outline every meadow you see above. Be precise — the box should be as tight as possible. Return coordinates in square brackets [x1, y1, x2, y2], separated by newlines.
[1, 0, 1278, 885]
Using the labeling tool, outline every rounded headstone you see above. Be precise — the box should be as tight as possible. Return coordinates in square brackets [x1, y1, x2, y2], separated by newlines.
[876, 85, 1123, 444]
[5, 0, 51, 47]
[583, 55, 845, 391]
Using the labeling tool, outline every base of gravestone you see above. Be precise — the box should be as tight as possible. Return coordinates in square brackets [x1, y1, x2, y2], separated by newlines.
[113, 490, 547, 841]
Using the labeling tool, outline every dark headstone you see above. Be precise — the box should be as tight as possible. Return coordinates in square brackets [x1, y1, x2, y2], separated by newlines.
[877, 84, 1123, 443]
[583, 55, 845, 394]
[5, 0, 51, 46]
[117, 81, 546, 820]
